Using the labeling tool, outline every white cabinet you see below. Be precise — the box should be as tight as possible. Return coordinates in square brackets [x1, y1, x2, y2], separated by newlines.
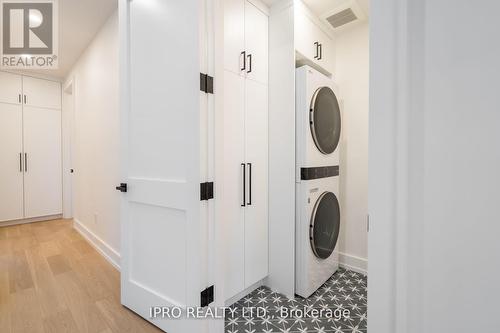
[295, 4, 335, 76]
[0, 104, 24, 222]
[23, 107, 62, 218]
[23, 76, 62, 109]
[0, 72, 62, 223]
[224, 0, 269, 300]
[225, 0, 268, 84]
[0, 71, 22, 104]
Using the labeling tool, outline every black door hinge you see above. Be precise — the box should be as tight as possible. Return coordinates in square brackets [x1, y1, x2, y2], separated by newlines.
[200, 182, 214, 201]
[200, 285, 214, 307]
[200, 73, 214, 94]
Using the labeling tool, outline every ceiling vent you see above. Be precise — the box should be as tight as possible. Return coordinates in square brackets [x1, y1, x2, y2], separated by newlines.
[326, 8, 358, 28]
[322, 0, 366, 32]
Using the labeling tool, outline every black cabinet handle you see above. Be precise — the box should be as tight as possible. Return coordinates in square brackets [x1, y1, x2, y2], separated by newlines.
[116, 183, 127, 192]
[24, 153, 27, 172]
[240, 51, 246, 71]
[314, 42, 319, 59]
[24, 95, 26, 104]
[318, 43, 323, 60]
[19, 153, 22, 172]
[247, 163, 252, 205]
[18, 94, 21, 103]
[241, 163, 246, 206]
[247, 54, 252, 73]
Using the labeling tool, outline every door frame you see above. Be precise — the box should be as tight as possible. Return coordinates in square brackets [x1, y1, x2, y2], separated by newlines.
[368, 0, 421, 332]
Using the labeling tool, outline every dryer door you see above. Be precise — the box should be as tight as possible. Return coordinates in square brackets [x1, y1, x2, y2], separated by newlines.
[310, 87, 341, 155]
[310, 191, 340, 259]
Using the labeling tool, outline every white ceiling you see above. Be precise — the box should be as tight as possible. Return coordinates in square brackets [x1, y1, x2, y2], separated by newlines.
[23, 0, 117, 79]
[260, 0, 370, 17]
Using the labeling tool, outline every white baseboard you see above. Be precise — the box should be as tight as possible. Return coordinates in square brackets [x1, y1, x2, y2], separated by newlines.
[73, 219, 121, 271]
[338, 252, 367, 276]
[0, 214, 63, 227]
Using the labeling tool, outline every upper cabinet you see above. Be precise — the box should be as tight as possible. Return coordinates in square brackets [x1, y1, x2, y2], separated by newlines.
[23, 76, 61, 109]
[224, 0, 268, 85]
[295, 4, 335, 76]
[0, 71, 22, 105]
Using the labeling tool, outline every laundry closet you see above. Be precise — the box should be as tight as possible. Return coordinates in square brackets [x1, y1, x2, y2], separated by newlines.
[0, 71, 62, 224]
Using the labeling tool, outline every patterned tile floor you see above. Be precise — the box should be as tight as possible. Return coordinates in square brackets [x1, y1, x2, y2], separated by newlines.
[225, 267, 367, 333]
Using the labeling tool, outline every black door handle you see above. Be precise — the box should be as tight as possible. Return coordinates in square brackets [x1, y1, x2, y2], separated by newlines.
[241, 163, 246, 207]
[24, 153, 27, 172]
[247, 163, 252, 205]
[247, 54, 252, 73]
[19, 153, 22, 172]
[116, 183, 127, 193]
[314, 42, 319, 59]
[241, 51, 246, 71]
[318, 43, 323, 60]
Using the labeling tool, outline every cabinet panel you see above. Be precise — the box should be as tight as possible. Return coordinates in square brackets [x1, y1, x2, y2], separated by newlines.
[244, 1, 268, 84]
[295, 8, 335, 75]
[223, 70, 246, 299]
[23, 106, 62, 218]
[0, 72, 22, 105]
[0, 103, 24, 222]
[244, 79, 268, 287]
[224, 0, 245, 75]
[23, 76, 61, 109]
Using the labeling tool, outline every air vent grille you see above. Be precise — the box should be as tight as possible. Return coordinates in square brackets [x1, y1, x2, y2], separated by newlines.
[326, 8, 358, 28]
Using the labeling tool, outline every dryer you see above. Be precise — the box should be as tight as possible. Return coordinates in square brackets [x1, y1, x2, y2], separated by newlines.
[296, 65, 342, 181]
[295, 174, 340, 298]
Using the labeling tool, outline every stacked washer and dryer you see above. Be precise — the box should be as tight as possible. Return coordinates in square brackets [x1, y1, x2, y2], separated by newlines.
[295, 65, 342, 298]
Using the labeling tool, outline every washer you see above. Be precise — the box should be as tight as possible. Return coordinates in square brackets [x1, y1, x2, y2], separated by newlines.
[295, 174, 340, 298]
[296, 65, 342, 181]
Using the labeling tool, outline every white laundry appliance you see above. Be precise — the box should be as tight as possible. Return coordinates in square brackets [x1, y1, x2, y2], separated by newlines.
[295, 65, 341, 180]
[295, 65, 342, 298]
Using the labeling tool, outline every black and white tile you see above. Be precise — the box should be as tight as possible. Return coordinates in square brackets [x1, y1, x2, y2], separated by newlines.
[225, 267, 367, 333]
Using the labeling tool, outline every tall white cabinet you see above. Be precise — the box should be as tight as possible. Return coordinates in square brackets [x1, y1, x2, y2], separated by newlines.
[0, 72, 62, 222]
[224, 0, 269, 300]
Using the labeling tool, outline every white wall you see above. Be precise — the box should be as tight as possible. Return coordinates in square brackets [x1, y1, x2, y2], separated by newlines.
[335, 22, 369, 272]
[64, 12, 120, 266]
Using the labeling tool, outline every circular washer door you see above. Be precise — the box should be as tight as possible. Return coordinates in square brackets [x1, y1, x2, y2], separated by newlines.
[310, 87, 341, 155]
[310, 191, 340, 259]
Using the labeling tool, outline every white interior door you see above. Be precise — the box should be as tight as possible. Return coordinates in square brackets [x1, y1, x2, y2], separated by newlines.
[0, 72, 22, 105]
[244, 78, 269, 287]
[223, 70, 246, 299]
[23, 106, 62, 218]
[121, 1, 209, 332]
[244, 1, 268, 84]
[22, 76, 61, 109]
[0, 103, 24, 222]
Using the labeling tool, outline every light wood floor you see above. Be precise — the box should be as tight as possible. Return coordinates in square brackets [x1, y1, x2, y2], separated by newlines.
[0, 219, 163, 333]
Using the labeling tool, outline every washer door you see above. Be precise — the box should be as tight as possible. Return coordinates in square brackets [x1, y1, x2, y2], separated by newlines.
[310, 87, 341, 155]
[310, 191, 340, 259]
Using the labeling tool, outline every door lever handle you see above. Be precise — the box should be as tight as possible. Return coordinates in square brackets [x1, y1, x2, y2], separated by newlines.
[116, 183, 127, 193]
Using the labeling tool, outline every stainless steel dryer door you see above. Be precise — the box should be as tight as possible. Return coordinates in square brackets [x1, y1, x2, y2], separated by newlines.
[310, 191, 340, 259]
[310, 87, 341, 155]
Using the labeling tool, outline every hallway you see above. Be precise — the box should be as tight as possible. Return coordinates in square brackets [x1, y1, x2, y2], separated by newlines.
[0, 219, 162, 333]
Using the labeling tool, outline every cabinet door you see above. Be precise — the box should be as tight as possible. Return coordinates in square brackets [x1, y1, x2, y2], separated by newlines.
[23, 76, 61, 109]
[224, 0, 245, 75]
[294, 8, 318, 61]
[244, 79, 268, 288]
[23, 106, 62, 218]
[223, 70, 246, 299]
[0, 103, 24, 222]
[0, 72, 22, 105]
[317, 30, 335, 75]
[244, 1, 268, 84]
